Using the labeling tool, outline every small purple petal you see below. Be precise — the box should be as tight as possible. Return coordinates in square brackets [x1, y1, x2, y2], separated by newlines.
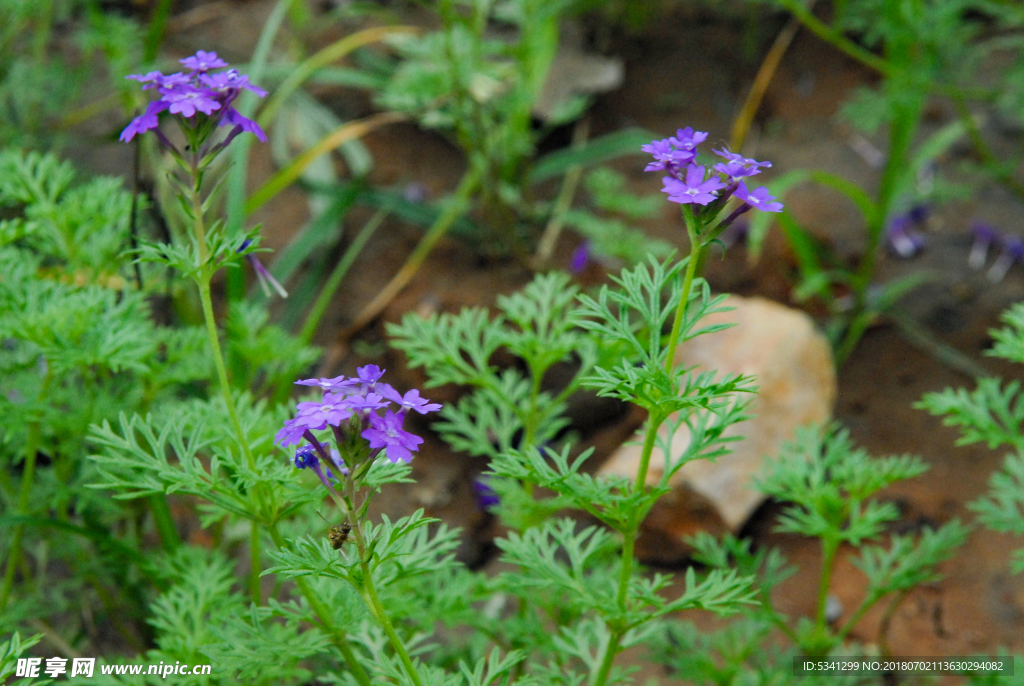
[886, 217, 925, 259]
[381, 387, 442, 415]
[180, 50, 228, 72]
[734, 182, 783, 213]
[662, 165, 725, 206]
[361, 410, 424, 464]
[219, 107, 266, 142]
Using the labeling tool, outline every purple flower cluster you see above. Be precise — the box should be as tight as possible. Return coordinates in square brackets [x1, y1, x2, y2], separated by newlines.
[120, 50, 267, 143]
[276, 365, 441, 469]
[643, 128, 781, 213]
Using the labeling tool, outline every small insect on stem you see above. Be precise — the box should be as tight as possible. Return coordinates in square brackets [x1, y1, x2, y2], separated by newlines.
[317, 511, 352, 550]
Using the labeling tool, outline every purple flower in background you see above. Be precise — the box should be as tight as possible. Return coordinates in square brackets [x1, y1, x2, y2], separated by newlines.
[180, 50, 228, 72]
[121, 50, 266, 145]
[362, 410, 425, 464]
[988, 236, 1024, 283]
[472, 477, 500, 511]
[886, 216, 926, 259]
[733, 182, 783, 213]
[569, 241, 591, 274]
[713, 148, 772, 179]
[969, 222, 999, 271]
[662, 165, 725, 206]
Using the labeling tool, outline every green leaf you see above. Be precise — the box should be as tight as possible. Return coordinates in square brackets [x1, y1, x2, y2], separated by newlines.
[528, 128, 658, 184]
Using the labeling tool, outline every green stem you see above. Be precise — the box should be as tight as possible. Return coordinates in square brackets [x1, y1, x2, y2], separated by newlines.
[300, 209, 387, 345]
[190, 179, 265, 603]
[0, 371, 52, 612]
[591, 629, 623, 686]
[266, 525, 372, 686]
[837, 590, 882, 643]
[143, 0, 174, 63]
[775, 0, 890, 75]
[593, 414, 663, 686]
[250, 523, 262, 604]
[663, 206, 703, 376]
[147, 493, 181, 552]
[807, 535, 841, 657]
[350, 513, 423, 686]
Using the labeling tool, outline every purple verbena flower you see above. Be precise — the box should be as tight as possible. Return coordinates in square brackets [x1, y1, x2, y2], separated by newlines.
[886, 216, 926, 259]
[970, 222, 999, 271]
[357, 364, 385, 388]
[669, 127, 709, 151]
[662, 165, 725, 206]
[281, 367, 441, 469]
[472, 477, 500, 511]
[733, 182, 783, 213]
[988, 236, 1024, 283]
[381, 387, 443, 415]
[121, 51, 267, 145]
[569, 241, 590, 274]
[180, 50, 228, 72]
[712, 148, 772, 179]
[642, 138, 696, 172]
[362, 410, 424, 464]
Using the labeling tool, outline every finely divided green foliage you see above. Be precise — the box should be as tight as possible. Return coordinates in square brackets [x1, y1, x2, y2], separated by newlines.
[920, 302, 1024, 573]
[576, 257, 755, 417]
[647, 425, 968, 675]
[390, 260, 758, 684]
[756, 425, 928, 544]
[0, 632, 47, 686]
[389, 272, 597, 462]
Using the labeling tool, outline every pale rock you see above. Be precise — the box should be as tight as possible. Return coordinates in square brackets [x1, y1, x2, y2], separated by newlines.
[599, 295, 836, 561]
